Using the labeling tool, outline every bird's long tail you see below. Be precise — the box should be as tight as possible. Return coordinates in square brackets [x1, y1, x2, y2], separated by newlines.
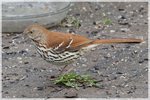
[92, 38, 143, 44]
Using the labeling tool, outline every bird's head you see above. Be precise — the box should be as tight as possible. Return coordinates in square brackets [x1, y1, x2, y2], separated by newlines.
[23, 24, 47, 43]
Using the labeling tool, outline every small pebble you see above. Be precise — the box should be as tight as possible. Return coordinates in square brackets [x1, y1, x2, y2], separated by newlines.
[19, 61, 23, 63]
[50, 75, 56, 79]
[93, 65, 100, 70]
[81, 64, 87, 67]
[82, 7, 87, 11]
[93, 21, 96, 25]
[33, 68, 38, 72]
[116, 94, 120, 97]
[19, 75, 27, 81]
[120, 75, 126, 79]
[21, 95, 26, 97]
[25, 84, 30, 87]
[25, 48, 29, 51]
[110, 30, 115, 33]
[116, 72, 123, 74]
[64, 89, 78, 98]
[24, 61, 29, 64]
[92, 58, 98, 62]
[6, 52, 17, 55]
[118, 15, 126, 19]
[18, 50, 28, 55]
[138, 60, 144, 63]
[75, 13, 80, 16]
[120, 28, 129, 32]
[118, 8, 125, 11]
[11, 65, 17, 68]
[102, 12, 106, 16]
[17, 57, 22, 60]
[3, 46, 10, 49]
[36, 87, 44, 91]
[91, 47, 96, 51]
[106, 90, 112, 95]
[90, 13, 94, 18]
[4, 92, 9, 94]
[80, 57, 87, 62]
[121, 59, 124, 62]
[107, 12, 111, 15]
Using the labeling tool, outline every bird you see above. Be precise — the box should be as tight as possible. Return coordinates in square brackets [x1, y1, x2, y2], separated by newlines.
[23, 24, 143, 74]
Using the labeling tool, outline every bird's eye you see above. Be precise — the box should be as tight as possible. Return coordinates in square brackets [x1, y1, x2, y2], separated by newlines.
[30, 30, 35, 34]
[30, 29, 36, 34]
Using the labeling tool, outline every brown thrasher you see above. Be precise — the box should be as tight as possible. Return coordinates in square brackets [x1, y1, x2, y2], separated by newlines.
[23, 24, 143, 73]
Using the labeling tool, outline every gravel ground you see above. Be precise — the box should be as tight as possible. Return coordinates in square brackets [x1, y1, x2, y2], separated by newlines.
[2, 2, 148, 98]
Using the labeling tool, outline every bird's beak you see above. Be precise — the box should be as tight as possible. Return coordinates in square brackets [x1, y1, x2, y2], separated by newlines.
[23, 28, 29, 34]
[22, 28, 30, 42]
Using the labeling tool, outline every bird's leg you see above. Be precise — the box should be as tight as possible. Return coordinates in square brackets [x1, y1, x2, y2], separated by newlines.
[63, 67, 75, 74]
[59, 65, 68, 74]
[49, 65, 68, 80]
[59, 65, 75, 75]
[49, 65, 75, 81]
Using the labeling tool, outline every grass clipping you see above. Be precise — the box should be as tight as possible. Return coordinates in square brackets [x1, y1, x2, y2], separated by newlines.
[60, 16, 81, 28]
[54, 73, 99, 89]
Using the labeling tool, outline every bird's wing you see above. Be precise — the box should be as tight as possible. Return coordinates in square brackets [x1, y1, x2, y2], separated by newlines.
[46, 32, 93, 53]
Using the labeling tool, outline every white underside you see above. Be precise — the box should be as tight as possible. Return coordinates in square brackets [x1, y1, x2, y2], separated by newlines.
[36, 44, 99, 65]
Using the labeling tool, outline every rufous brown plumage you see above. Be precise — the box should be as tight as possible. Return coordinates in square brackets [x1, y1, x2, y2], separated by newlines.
[23, 24, 143, 66]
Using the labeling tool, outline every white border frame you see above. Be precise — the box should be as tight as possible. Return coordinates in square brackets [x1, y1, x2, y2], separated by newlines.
[0, 0, 149, 100]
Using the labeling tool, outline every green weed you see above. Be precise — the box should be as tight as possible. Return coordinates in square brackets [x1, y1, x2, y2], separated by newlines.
[54, 73, 99, 89]
[61, 16, 81, 28]
[102, 18, 112, 25]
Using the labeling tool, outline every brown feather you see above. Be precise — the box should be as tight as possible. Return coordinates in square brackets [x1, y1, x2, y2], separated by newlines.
[92, 38, 143, 44]
[24, 24, 143, 52]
